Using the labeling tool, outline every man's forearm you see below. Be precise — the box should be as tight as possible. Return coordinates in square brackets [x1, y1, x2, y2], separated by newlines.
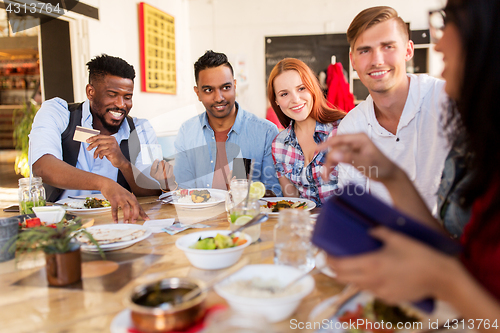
[34, 154, 111, 192]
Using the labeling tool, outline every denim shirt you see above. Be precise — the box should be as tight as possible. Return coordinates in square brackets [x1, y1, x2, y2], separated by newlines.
[173, 103, 282, 195]
[437, 137, 473, 238]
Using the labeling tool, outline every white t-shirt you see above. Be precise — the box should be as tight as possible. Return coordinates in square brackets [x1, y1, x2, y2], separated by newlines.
[337, 74, 449, 213]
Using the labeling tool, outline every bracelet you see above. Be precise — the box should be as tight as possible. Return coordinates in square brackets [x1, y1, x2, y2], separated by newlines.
[160, 180, 178, 193]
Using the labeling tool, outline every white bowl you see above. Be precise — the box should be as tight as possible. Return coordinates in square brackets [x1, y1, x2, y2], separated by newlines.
[32, 206, 66, 224]
[214, 264, 315, 323]
[175, 230, 252, 270]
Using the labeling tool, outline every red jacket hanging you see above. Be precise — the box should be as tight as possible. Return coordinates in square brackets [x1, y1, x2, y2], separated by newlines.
[326, 63, 355, 112]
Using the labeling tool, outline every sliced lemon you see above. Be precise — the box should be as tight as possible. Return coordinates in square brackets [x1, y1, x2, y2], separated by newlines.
[234, 215, 253, 225]
[249, 181, 266, 199]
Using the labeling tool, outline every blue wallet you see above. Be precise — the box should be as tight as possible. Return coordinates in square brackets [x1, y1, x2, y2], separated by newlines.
[312, 184, 462, 312]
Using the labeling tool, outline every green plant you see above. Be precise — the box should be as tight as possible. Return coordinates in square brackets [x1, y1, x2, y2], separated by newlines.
[10, 222, 105, 258]
[12, 101, 40, 177]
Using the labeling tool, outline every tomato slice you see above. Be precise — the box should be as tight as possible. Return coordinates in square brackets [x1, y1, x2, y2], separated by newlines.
[235, 238, 247, 246]
[26, 217, 41, 228]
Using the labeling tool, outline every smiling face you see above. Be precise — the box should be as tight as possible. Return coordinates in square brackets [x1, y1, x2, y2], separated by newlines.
[86, 75, 133, 135]
[194, 65, 236, 120]
[273, 70, 313, 123]
[434, 22, 464, 101]
[350, 18, 413, 95]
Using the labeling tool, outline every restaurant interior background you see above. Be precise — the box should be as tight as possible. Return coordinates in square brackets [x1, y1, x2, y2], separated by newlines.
[0, 0, 445, 207]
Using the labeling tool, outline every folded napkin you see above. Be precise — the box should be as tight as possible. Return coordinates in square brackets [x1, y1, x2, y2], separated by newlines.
[142, 219, 175, 233]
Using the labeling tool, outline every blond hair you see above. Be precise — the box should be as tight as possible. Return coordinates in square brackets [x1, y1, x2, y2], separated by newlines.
[347, 6, 409, 49]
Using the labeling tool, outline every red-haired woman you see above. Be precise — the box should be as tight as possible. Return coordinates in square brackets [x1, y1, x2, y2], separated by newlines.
[267, 58, 345, 206]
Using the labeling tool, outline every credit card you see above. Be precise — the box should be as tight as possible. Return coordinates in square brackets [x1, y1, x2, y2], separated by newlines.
[73, 126, 100, 142]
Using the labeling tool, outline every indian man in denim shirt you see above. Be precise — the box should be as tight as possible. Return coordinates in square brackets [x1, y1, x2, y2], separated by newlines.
[174, 50, 282, 196]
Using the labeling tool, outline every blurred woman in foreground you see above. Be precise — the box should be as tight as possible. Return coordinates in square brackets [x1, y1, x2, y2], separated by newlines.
[319, 0, 500, 329]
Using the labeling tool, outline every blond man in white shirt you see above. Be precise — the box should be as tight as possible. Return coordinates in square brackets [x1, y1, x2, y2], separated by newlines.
[337, 6, 449, 212]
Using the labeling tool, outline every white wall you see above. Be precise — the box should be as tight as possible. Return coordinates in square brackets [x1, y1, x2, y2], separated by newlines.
[77, 0, 447, 134]
[84, 0, 199, 136]
[188, 0, 447, 118]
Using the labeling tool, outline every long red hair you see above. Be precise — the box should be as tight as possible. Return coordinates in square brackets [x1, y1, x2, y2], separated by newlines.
[267, 58, 345, 128]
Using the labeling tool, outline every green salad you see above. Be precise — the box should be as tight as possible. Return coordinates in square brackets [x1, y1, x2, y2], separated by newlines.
[189, 233, 247, 250]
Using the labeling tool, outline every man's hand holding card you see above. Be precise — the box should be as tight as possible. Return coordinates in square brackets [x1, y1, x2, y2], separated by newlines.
[73, 126, 100, 143]
[76, 126, 127, 167]
[86, 134, 129, 169]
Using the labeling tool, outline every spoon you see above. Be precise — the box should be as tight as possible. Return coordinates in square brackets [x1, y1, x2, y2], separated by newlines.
[266, 265, 322, 294]
[159, 257, 250, 310]
[227, 213, 268, 237]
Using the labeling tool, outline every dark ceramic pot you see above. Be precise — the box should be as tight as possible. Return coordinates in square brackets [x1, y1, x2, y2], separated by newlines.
[45, 245, 81, 286]
[0, 216, 19, 262]
[127, 277, 206, 333]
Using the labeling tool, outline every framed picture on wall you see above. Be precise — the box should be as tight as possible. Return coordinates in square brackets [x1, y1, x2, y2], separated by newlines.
[138, 2, 176, 94]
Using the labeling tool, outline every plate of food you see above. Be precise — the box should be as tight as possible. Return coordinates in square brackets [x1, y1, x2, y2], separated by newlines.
[312, 292, 425, 333]
[311, 291, 462, 333]
[160, 188, 227, 209]
[55, 195, 111, 214]
[259, 197, 316, 215]
[76, 224, 152, 252]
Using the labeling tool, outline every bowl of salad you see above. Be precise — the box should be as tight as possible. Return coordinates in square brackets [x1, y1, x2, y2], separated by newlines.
[175, 230, 252, 270]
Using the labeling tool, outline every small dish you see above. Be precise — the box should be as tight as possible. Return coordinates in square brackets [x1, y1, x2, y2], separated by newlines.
[175, 230, 251, 270]
[32, 206, 66, 224]
[214, 264, 315, 323]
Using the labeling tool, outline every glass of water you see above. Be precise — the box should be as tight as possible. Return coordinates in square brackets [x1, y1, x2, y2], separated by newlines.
[226, 178, 248, 224]
[229, 178, 249, 205]
[273, 209, 316, 272]
[229, 199, 261, 243]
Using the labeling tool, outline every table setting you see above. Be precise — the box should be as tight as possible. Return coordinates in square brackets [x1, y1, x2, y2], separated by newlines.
[0, 178, 466, 333]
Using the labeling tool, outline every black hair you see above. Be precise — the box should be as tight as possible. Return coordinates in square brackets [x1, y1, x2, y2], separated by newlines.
[86, 54, 135, 84]
[194, 50, 234, 83]
[444, 0, 500, 222]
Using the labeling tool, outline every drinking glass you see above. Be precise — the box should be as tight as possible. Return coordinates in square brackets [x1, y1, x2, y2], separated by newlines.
[273, 209, 316, 272]
[229, 199, 261, 243]
[18, 177, 46, 214]
[229, 179, 248, 205]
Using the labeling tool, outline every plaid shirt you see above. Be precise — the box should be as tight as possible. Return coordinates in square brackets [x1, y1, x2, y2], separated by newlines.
[272, 120, 341, 206]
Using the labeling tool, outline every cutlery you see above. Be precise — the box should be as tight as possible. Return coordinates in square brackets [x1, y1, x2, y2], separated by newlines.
[310, 284, 360, 322]
[140, 198, 173, 205]
[67, 196, 86, 200]
[227, 213, 268, 237]
[159, 191, 174, 199]
[47, 202, 65, 206]
[266, 265, 322, 294]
